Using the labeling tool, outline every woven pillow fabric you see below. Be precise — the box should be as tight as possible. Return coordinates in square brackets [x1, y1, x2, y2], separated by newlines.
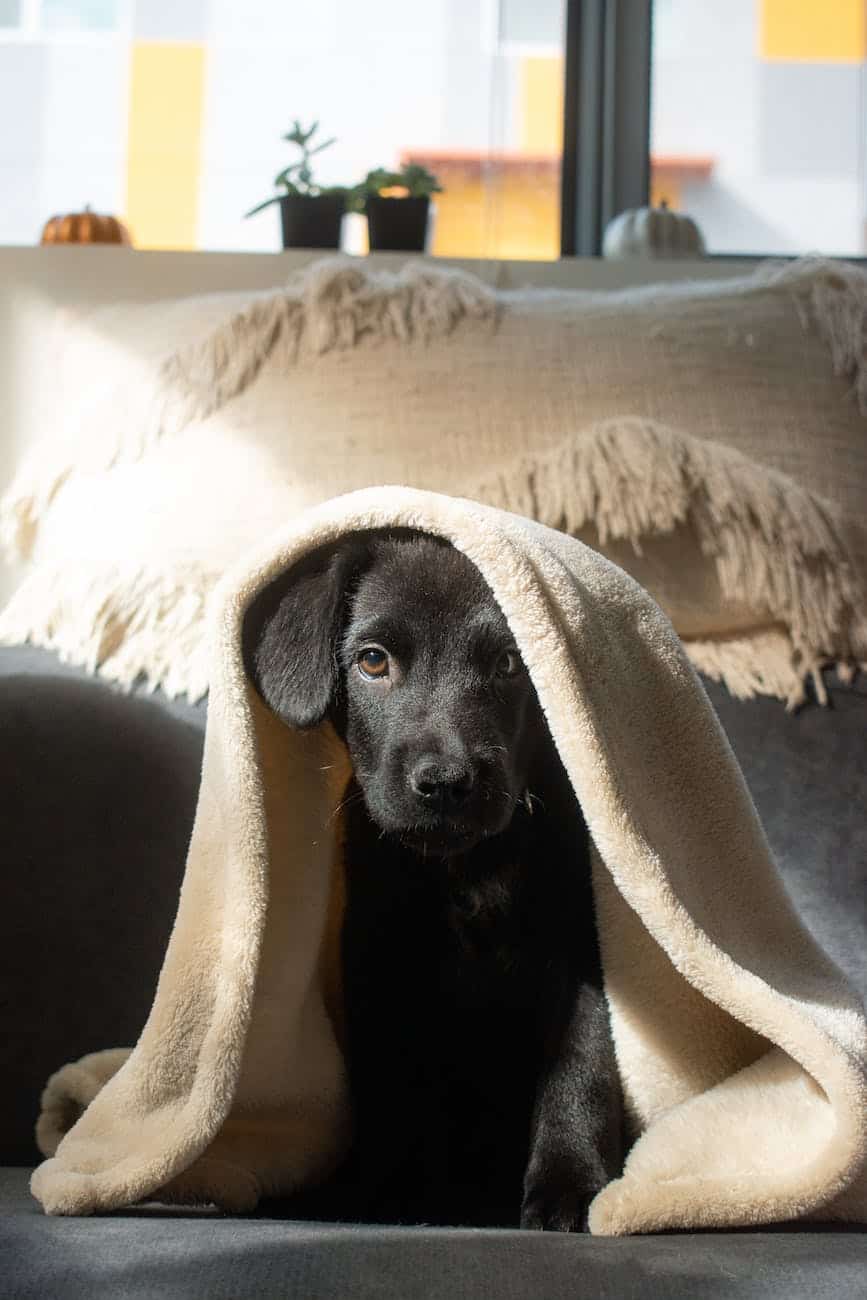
[1, 256, 864, 705]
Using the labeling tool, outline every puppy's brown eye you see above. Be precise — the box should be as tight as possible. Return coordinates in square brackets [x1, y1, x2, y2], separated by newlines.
[358, 647, 390, 680]
[494, 648, 523, 679]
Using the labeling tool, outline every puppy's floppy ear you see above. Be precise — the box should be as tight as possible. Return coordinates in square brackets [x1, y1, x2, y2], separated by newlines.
[242, 540, 367, 729]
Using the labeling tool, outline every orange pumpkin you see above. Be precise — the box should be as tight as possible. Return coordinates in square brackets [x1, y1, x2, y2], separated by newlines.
[40, 206, 133, 246]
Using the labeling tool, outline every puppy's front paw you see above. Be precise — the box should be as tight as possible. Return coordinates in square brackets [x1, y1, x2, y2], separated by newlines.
[520, 1185, 592, 1234]
[521, 1155, 602, 1233]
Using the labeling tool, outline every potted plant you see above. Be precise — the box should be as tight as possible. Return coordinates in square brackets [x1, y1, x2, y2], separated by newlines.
[353, 163, 442, 253]
[245, 120, 347, 250]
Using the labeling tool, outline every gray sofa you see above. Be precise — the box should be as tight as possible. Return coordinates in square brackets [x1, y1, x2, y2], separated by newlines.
[1, 645, 865, 1299]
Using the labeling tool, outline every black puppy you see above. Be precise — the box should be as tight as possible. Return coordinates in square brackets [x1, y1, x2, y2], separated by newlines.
[244, 530, 622, 1230]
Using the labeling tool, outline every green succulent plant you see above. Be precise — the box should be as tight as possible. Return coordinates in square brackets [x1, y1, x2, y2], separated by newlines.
[245, 120, 346, 218]
[347, 162, 443, 213]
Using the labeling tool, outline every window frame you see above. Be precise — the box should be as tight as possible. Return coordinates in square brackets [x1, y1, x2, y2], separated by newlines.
[560, 0, 653, 257]
[4, 0, 862, 260]
[565, 0, 867, 263]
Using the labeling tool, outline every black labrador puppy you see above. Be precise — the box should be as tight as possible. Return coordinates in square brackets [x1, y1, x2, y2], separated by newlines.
[244, 529, 622, 1230]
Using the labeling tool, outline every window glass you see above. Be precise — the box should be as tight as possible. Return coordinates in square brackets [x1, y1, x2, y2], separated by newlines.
[0, 0, 567, 258]
[42, 0, 122, 30]
[499, 0, 562, 48]
[651, 0, 867, 255]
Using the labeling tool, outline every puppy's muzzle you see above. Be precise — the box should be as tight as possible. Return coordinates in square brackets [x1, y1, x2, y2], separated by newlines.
[409, 759, 474, 813]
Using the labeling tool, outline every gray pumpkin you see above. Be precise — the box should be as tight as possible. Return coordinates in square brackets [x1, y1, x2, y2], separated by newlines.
[603, 200, 706, 259]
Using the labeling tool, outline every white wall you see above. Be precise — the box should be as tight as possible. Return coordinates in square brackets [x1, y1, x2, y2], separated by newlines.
[200, 0, 509, 253]
[652, 0, 867, 256]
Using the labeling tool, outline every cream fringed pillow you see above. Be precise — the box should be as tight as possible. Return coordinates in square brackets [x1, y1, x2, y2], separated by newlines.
[1, 256, 865, 706]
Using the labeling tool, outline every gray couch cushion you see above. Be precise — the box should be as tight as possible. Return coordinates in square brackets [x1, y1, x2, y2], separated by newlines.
[0, 645, 205, 729]
[0, 649, 204, 1165]
[1, 1168, 865, 1300]
[702, 674, 867, 1004]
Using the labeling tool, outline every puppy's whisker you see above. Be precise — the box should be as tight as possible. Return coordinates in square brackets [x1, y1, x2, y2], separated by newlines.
[326, 790, 365, 826]
[481, 779, 518, 809]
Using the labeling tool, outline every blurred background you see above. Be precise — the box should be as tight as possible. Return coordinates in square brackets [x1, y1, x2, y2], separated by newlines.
[0, 0, 864, 258]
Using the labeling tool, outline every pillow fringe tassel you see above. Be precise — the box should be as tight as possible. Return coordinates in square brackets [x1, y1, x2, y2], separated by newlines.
[471, 417, 866, 707]
[0, 259, 497, 563]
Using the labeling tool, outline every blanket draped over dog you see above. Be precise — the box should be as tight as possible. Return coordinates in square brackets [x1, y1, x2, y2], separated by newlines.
[32, 488, 867, 1235]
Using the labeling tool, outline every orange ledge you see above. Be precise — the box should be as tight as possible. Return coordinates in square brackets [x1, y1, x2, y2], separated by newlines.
[401, 149, 715, 180]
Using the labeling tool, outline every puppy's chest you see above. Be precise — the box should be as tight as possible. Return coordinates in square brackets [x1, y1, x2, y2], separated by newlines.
[437, 872, 550, 1023]
[444, 869, 527, 967]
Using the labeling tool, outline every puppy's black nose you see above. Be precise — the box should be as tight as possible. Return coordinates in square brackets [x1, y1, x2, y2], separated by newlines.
[410, 761, 474, 811]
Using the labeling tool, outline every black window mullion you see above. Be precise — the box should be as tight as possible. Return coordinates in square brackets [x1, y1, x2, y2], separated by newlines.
[560, 0, 652, 258]
[559, 0, 582, 256]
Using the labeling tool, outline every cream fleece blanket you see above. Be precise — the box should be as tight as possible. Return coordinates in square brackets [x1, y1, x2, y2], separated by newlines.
[32, 488, 867, 1235]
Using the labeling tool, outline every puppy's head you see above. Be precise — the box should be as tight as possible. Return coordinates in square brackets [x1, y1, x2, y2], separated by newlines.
[244, 531, 547, 858]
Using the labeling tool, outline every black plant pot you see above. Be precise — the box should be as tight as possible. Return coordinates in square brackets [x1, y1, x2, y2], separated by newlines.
[365, 196, 430, 252]
[279, 193, 344, 249]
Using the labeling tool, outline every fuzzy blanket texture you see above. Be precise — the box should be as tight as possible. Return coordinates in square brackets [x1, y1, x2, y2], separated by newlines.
[1, 256, 866, 709]
[32, 488, 867, 1235]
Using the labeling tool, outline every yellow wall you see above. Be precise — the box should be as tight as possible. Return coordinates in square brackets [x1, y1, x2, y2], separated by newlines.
[125, 42, 205, 250]
[430, 170, 559, 261]
[649, 176, 681, 210]
[760, 0, 866, 61]
[430, 54, 562, 260]
[520, 56, 563, 154]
